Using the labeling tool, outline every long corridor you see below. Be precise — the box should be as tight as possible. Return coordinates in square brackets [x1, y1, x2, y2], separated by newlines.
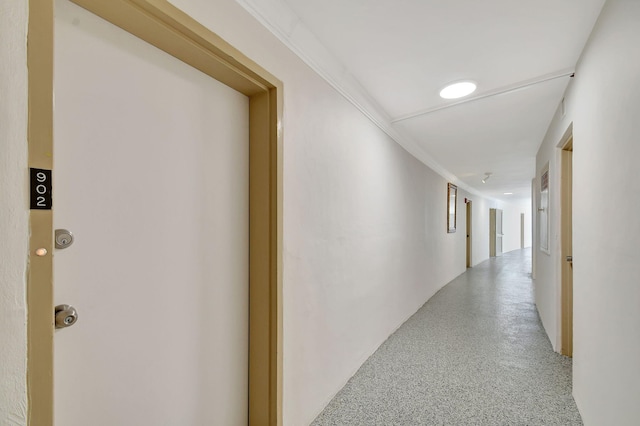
[312, 249, 581, 425]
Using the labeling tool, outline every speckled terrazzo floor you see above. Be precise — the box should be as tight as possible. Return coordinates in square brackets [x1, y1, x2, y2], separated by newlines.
[311, 248, 582, 425]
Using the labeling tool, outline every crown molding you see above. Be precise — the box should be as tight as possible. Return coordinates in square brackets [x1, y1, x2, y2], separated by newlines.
[233, 0, 485, 197]
[392, 68, 575, 123]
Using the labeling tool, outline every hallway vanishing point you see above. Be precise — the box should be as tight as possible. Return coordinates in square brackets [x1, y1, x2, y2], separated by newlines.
[312, 248, 581, 425]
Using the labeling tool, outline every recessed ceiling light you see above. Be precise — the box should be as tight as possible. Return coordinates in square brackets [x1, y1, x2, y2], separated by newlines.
[504, 192, 513, 195]
[440, 81, 477, 99]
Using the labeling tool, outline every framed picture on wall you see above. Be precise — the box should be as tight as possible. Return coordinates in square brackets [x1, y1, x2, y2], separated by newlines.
[539, 164, 550, 254]
[447, 183, 457, 233]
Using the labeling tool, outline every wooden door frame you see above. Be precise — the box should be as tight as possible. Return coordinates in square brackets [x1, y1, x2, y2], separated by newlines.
[466, 201, 472, 268]
[560, 136, 573, 357]
[531, 178, 537, 280]
[27, 0, 283, 424]
[489, 208, 496, 257]
[495, 209, 503, 256]
[520, 213, 525, 249]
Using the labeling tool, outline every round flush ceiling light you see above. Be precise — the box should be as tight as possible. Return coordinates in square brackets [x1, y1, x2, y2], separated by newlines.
[439, 81, 477, 99]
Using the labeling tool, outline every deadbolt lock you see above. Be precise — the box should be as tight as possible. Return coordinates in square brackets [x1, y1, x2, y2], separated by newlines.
[55, 304, 78, 329]
[55, 229, 74, 249]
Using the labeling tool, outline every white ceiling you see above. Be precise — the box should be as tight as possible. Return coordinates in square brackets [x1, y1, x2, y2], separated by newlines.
[236, 0, 606, 201]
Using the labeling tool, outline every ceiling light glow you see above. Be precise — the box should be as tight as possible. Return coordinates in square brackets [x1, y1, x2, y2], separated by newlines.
[440, 81, 477, 99]
[504, 192, 513, 195]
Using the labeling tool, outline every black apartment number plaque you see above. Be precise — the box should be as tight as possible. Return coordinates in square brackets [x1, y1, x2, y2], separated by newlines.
[30, 168, 52, 210]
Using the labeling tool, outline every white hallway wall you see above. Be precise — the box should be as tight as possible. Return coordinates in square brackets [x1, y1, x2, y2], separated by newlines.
[164, 2, 530, 423]
[502, 199, 532, 252]
[534, 0, 640, 424]
[1, 0, 527, 424]
[0, 0, 29, 424]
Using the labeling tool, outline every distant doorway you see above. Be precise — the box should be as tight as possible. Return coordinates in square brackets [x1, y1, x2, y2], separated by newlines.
[466, 201, 472, 267]
[561, 136, 574, 357]
[521, 213, 525, 249]
[489, 208, 503, 257]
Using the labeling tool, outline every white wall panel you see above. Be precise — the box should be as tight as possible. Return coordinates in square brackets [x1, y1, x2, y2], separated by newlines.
[0, 0, 29, 423]
[535, 0, 640, 423]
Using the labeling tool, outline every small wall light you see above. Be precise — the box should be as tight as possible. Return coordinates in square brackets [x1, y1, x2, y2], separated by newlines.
[482, 172, 492, 184]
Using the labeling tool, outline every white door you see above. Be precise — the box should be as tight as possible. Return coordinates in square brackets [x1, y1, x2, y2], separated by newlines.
[495, 209, 503, 256]
[489, 208, 503, 257]
[53, 1, 249, 424]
